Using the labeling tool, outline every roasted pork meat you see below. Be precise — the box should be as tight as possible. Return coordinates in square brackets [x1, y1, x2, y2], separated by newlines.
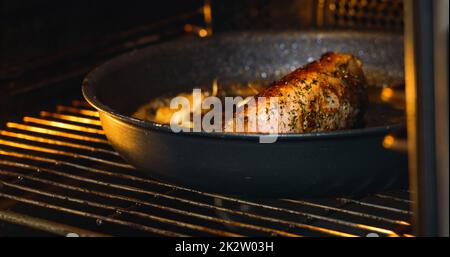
[229, 52, 368, 133]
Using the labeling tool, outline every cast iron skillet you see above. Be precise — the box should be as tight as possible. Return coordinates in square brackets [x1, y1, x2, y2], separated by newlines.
[82, 31, 407, 197]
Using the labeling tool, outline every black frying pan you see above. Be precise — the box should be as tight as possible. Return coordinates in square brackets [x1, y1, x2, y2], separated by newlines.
[82, 31, 407, 197]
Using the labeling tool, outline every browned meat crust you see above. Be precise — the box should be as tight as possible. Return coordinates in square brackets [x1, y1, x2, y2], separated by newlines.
[230, 52, 368, 133]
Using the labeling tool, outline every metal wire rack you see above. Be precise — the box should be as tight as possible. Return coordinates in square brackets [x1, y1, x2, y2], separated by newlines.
[0, 99, 412, 237]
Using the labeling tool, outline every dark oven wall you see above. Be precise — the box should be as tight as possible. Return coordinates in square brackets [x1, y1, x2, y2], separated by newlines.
[0, 0, 404, 77]
[0, 0, 404, 120]
[0, 0, 203, 120]
[0, 0, 203, 72]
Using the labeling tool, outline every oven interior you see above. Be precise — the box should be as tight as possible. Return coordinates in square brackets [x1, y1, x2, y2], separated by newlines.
[0, 0, 447, 237]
